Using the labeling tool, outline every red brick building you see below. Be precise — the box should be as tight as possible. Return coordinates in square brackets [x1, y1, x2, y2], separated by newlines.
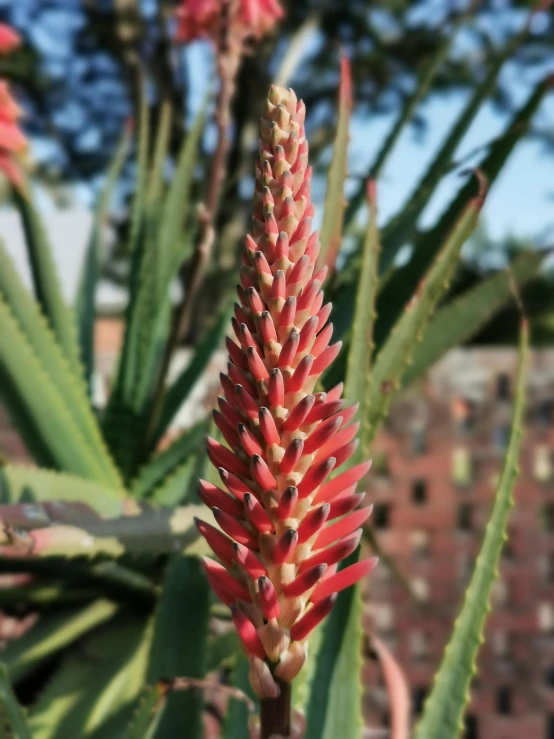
[363, 348, 554, 738]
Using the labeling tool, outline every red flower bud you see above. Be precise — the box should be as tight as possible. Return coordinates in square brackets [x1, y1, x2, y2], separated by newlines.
[197, 85, 375, 692]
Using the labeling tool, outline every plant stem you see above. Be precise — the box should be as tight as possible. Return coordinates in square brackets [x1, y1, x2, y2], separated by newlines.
[146, 35, 240, 451]
[260, 678, 291, 739]
[176, 50, 238, 341]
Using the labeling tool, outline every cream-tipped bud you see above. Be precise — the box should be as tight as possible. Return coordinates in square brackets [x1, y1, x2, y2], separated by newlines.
[274, 641, 307, 682]
[249, 656, 280, 699]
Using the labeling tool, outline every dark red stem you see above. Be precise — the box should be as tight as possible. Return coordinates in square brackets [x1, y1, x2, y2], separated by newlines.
[260, 678, 291, 739]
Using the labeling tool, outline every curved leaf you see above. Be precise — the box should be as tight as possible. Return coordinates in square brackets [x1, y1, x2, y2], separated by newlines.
[372, 637, 410, 739]
[402, 250, 541, 387]
[414, 321, 527, 739]
[103, 108, 205, 479]
[317, 55, 352, 272]
[375, 73, 551, 346]
[379, 20, 532, 272]
[13, 185, 82, 377]
[76, 123, 132, 387]
[29, 612, 151, 739]
[366, 179, 485, 443]
[0, 663, 32, 739]
[3, 601, 118, 683]
[0, 239, 122, 487]
[0, 296, 114, 482]
[344, 181, 380, 457]
[131, 421, 208, 500]
[150, 302, 230, 448]
[123, 683, 168, 739]
[345, 7, 471, 227]
[147, 556, 209, 739]
[0, 465, 126, 517]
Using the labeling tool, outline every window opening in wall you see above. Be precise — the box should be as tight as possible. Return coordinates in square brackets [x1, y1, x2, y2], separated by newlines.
[544, 666, 554, 688]
[457, 503, 473, 531]
[496, 685, 512, 715]
[412, 686, 428, 716]
[374, 503, 390, 529]
[412, 479, 428, 504]
[464, 715, 478, 739]
[542, 504, 554, 531]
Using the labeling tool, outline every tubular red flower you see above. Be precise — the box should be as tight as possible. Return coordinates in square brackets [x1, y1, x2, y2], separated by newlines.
[0, 24, 20, 55]
[196, 85, 374, 697]
[310, 558, 379, 603]
[0, 25, 26, 188]
[175, 0, 282, 44]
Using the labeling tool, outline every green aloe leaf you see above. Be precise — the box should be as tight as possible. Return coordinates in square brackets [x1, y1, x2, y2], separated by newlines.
[375, 73, 551, 346]
[146, 101, 173, 217]
[344, 7, 470, 227]
[29, 612, 152, 739]
[378, 18, 532, 272]
[223, 651, 257, 739]
[129, 80, 149, 257]
[0, 663, 32, 739]
[300, 176, 485, 737]
[304, 547, 364, 739]
[414, 320, 527, 739]
[0, 239, 122, 487]
[147, 556, 210, 739]
[206, 630, 240, 673]
[150, 301, 230, 448]
[300, 185, 381, 739]
[148, 456, 197, 507]
[344, 181, 380, 456]
[76, 123, 132, 388]
[0, 504, 204, 559]
[122, 683, 169, 739]
[0, 296, 115, 481]
[366, 178, 486, 443]
[131, 421, 208, 500]
[402, 250, 541, 387]
[103, 108, 204, 479]
[0, 465, 125, 517]
[317, 56, 352, 272]
[3, 600, 118, 683]
[13, 184, 82, 377]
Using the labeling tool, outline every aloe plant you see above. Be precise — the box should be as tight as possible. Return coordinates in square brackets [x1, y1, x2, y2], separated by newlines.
[0, 7, 543, 738]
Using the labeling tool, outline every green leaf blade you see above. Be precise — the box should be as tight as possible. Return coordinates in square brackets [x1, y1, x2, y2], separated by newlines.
[344, 181, 380, 456]
[402, 250, 541, 387]
[13, 185, 83, 378]
[317, 56, 352, 272]
[367, 179, 486, 443]
[414, 320, 528, 739]
[76, 123, 132, 387]
[147, 556, 210, 739]
[0, 663, 33, 739]
[0, 239, 122, 487]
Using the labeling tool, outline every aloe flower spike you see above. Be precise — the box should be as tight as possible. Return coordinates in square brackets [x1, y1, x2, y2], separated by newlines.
[197, 84, 377, 714]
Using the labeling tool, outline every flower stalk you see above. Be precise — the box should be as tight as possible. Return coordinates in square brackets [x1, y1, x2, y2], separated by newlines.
[196, 83, 377, 729]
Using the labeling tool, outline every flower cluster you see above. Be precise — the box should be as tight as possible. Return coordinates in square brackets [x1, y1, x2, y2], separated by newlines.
[196, 84, 376, 697]
[0, 23, 26, 187]
[176, 0, 282, 44]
